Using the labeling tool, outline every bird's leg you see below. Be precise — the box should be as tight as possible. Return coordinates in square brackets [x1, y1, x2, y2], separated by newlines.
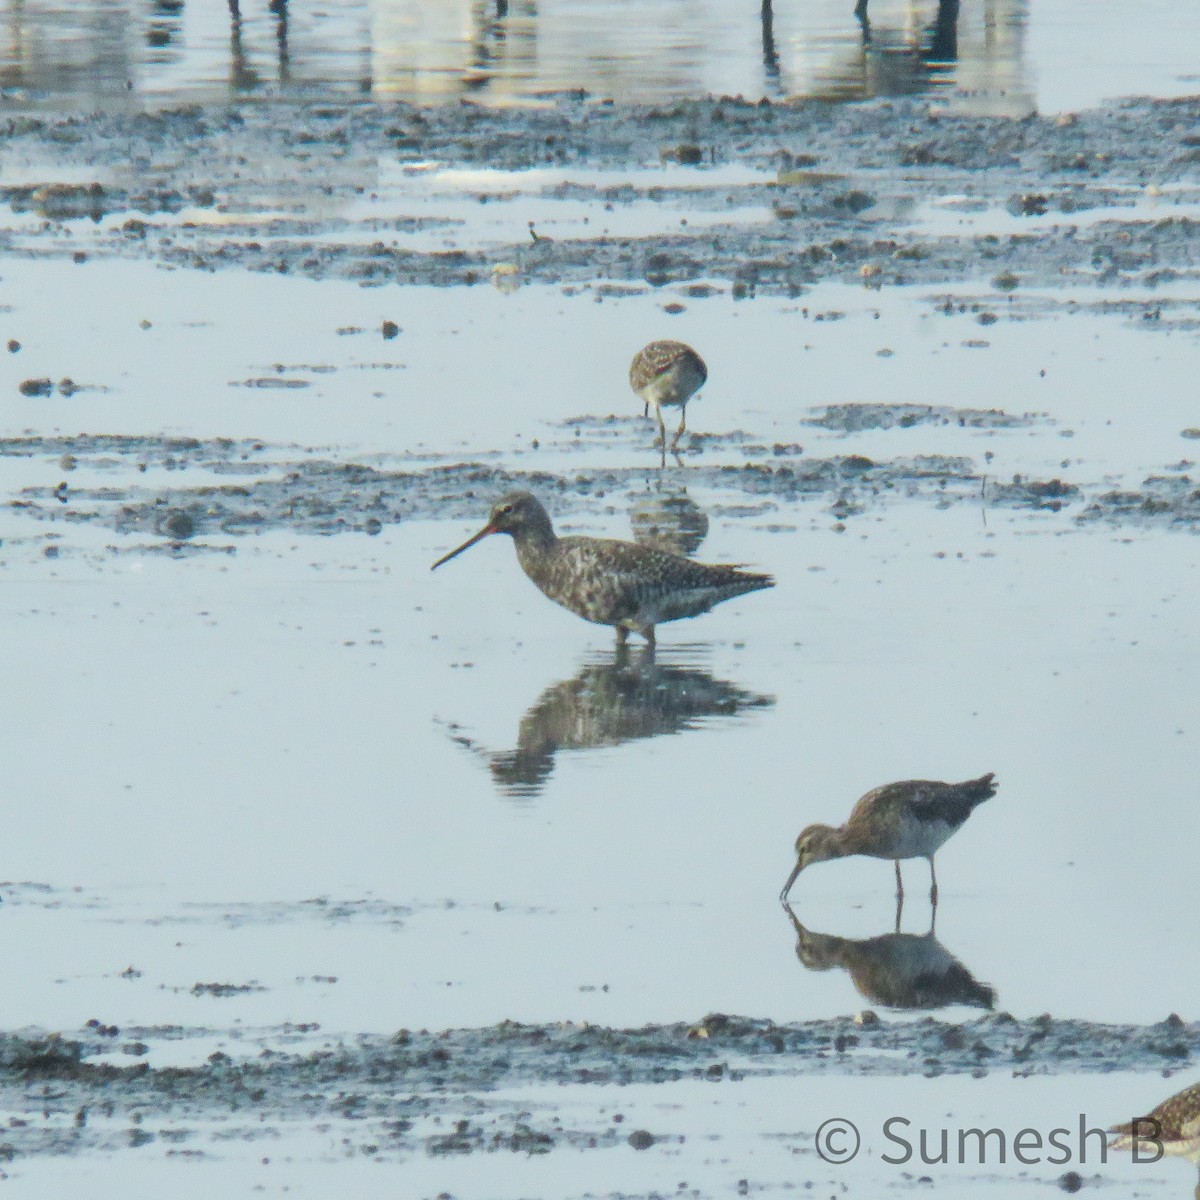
[670, 406, 688, 452]
[929, 857, 938, 907]
[893, 891, 903, 934]
[633, 640, 655, 669]
[642, 625, 656, 651]
[655, 405, 668, 469]
[615, 625, 628, 648]
[894, 859, 904, 903]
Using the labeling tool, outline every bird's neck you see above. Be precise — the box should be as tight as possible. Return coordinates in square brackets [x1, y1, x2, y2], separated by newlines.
[512, 518, 557, 568]
[828, 824, 864, 858]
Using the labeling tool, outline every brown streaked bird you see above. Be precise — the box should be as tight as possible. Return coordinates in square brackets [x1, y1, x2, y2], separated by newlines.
[1111, 1078, 1200, 1196]
[1111, 1080, 1200, 1152]
[629, 340, 708, 465]
[431, 491, 772, 648]
[779, 774, 998, 905]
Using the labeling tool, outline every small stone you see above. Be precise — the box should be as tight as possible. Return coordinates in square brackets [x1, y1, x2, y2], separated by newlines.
[853, 1010, 880, 1028]
[6, 339, 20, 353]
[1058, 1170, 1084, 1192]
[19, 377, 53, 396]
[627, 1129, 654, 1150]
[381, 320, 400, 339]
[162, 511, 195, 540]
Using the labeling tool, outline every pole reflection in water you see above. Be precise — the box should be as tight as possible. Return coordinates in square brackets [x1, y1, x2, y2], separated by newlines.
[782, 901, 996, 1011]
[0, 0, 1040, 111]
[447, 644, 773, 798]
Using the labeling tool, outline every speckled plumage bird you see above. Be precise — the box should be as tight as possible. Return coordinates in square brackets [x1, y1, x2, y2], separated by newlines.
[431, 491, 772, 647]
[629, 340, 708, 464]
[779, 773, 997, 904]
[1111, 1079, 1200, 1164]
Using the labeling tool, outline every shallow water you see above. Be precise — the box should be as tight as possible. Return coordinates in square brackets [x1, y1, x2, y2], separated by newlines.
[2, 257, 1199, 1040]
[0, 1069, 1195, 1197]
[2, 0, 1199, 112]
[1, 78, 1199, 1197]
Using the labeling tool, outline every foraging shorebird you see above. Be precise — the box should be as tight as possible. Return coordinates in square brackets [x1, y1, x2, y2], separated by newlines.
[1112, 1078, 1200, 1196]
[431, 491, 772, 647]
[629, 340, 707, 465]
[1111, 1080, 1200, 1162]
[779, 773, 997, 904]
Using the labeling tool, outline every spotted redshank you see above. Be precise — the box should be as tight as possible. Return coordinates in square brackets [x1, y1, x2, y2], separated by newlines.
[431, 491, 772, 647]
[1111, 1079, 1200, 1170]
[779, 773, 997, 905]
[629, 340, 707, 465]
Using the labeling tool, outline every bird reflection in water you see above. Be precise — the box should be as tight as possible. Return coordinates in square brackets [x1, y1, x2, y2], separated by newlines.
[629, 488, 709, 558]
[781, 902, 995, 1011]
[227, 0, 290, 91]
[854, 0, 960, 67]
[450, 644, 773, 798]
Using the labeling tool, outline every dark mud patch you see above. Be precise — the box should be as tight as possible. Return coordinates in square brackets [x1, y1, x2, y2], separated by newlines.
[0, 1013, 1194, 1165]
[188, 981, 265, 998]
[805, 403, 1051, 434]
[2, 96, 1199, 297]
[163, 896, 414, 929]
[6, 429, 1198, 552]
[0, 180, 215, 222]
[2, 439, 984, 544]
[0, 433, 273, 471]
[1079, 472, 1200, 529]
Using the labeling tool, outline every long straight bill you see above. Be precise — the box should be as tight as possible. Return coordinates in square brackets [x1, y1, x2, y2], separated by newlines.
[430, 523, 495, 570]
[779, 859, 803, 902]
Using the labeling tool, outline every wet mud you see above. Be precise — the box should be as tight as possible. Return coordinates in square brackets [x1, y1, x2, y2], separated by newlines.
[0, 96, 1198, 300]
[3, 413, 1196, 555]
[0, 1012, 1195, 1166]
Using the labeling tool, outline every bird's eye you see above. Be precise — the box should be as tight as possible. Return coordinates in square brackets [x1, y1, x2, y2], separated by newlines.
[497, 504, 512, 515]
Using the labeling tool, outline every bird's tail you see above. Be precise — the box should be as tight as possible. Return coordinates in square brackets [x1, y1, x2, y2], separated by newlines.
[961, 772, 998, 804]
